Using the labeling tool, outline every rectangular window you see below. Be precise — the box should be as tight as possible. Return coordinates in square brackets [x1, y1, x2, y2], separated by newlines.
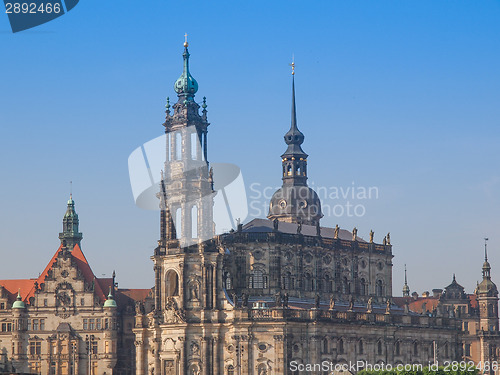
[81, 298, 85, 306]
[43, 299, 47, 307]
[89, 318, 95, 330]
[27, 319, 31, 331]
[29, 341, 42, 355]
[7, 323, 11, 331]
[33, 319, 39, 331]
[104, 318, 109, 329]
[0, 302, 5, 309]
[1, 323, 5, 332]
[465, 344, 471, 356]
[40, 319, 45, 330]
[96, 319, 101, 330]
[17, 342, 23, 355]
[105, 341, 110, 354]
[83, 319, 88, 330]
[92, 341, 98, 354]
[463, 322, 469, 331]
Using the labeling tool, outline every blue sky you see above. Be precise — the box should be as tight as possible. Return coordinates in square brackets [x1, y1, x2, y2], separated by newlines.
[1, 0, 500, 294]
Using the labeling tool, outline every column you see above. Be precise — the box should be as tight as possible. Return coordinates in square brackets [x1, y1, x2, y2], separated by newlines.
[135, 340, 145, 375]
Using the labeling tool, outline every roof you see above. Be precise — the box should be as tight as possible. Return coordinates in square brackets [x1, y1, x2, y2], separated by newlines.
[116, 288, 151, 304]
[0, 244, 109, 305]
[0, 279, 37, 303]
[408, 297, 440, 314]
[115, 288, 152, 312]
[242, 218, 369, 243]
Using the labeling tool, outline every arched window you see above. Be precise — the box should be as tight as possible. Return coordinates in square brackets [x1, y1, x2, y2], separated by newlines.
[175, 132, 182, 160]
[377, 340, 383, 355]
[360, 278, 367, 296]
[342, 277, 349, 294]
[175, 207, 182, 238]
[287, 165, 292, 176]
[488, 304, 494, 317]
[252, 269, 265, 289]
[376, 280, 384, 296]
[296, 165, 301, 175]
[227, 365, 234, 375]
[444, 343, 449, 357]
[414, 342, 418, 356]
[166, 133, 171, 161]
[338, 338, 344, 354]
[358, 340, 364, 354]
[284, 272, 292, 290]
[305, 273, 313, 291]
[323, 338, 328, 353]
[325, 275, 332, 293]
[395, 341, 400, 356]
[191, 132, 198, 160]
[191, 205, 198, 239]
[165, 270, 179, 296]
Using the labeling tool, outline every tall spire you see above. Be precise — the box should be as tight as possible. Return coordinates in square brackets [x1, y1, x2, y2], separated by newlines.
[403, 264, 410, 297]
[483, 237, 491, 279]
[268, 60, 323, 226]
[58, 194, 83, 250]
[282, 74, 307, 161]
[174, 35, 198, 101]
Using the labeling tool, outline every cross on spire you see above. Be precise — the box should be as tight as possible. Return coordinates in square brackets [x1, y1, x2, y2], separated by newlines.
[184, 33, 188, 47]
[289, 55, 295, 76]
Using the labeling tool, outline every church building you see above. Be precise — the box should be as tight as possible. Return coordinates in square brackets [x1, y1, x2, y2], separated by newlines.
[132, 41, 462, 375]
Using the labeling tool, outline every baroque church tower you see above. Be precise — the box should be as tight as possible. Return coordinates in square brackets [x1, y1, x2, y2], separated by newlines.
[268, 65, 322, 227]
[134, 40, 223, 375]
[476, 240, 499, 366]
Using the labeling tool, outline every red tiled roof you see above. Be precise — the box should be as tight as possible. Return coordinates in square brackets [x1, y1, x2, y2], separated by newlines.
[1, 244, 108, 305]
[116, 289, 151, 302]
[408, 297, 439, 313]
[0, 279, 36, 303]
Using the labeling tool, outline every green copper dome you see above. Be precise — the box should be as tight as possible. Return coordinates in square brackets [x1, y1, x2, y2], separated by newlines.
[104, 288, 117, 308]
[12, 291, 25, 309]
[174, 43, 198, 100]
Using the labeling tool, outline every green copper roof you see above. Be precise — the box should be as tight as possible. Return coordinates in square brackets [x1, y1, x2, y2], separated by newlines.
[64, 194, 78, 218]
[174, 43, 198, 100]
[12, 291, 25, 309]
[104, 287, 117, 308]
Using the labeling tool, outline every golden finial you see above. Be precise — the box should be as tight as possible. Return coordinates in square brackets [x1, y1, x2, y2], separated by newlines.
[184, 33, 188, 48]
[289, 54, 295, 75]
